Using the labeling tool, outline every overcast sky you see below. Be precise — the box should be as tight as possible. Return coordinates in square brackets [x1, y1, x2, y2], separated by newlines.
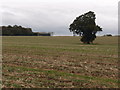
[1, 0, 119, 36]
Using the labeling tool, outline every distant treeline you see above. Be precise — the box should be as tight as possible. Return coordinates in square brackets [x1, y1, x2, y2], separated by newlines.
[1, 25, 52, 36]
[1, 25, 33, 36]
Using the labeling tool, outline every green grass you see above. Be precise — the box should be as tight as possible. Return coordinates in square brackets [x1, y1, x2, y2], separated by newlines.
[2, 36, 119, 88]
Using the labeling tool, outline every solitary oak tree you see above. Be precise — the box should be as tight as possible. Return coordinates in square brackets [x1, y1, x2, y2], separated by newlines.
[69, 11, 102, 44]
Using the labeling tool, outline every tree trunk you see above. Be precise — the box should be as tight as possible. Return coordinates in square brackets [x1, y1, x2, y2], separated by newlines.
[87, 42, 90, 44]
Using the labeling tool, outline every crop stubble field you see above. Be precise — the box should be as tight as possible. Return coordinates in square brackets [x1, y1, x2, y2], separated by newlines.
[2, 36, 119, 88]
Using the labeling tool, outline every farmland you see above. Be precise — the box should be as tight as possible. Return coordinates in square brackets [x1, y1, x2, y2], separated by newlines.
[2, 36, 119, 88]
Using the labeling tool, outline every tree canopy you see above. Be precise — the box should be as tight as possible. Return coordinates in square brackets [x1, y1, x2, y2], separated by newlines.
[1, 25, 33, 36]
[69, 11, 102, 44]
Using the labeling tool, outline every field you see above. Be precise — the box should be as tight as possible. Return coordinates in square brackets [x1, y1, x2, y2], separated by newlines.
[2, 36, 119, 88]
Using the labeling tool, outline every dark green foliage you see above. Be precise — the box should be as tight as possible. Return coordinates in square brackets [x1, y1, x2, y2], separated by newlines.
[104, 34, 112, 36]
[1, 25, 33, 36]
[69, 11, 102, 44]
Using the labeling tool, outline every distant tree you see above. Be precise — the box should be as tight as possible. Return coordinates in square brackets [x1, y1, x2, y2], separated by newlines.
[8, 25, 12, 28]
[2, 25, 33, 36]
[104, 34, 112, 36]
[13, 25, 18, 28]
[69, 11, 102, 44]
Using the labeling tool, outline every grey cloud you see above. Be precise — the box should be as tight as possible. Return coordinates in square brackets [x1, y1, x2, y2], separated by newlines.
[1, 0, 118, 36]
[118, 1, 120, 35]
